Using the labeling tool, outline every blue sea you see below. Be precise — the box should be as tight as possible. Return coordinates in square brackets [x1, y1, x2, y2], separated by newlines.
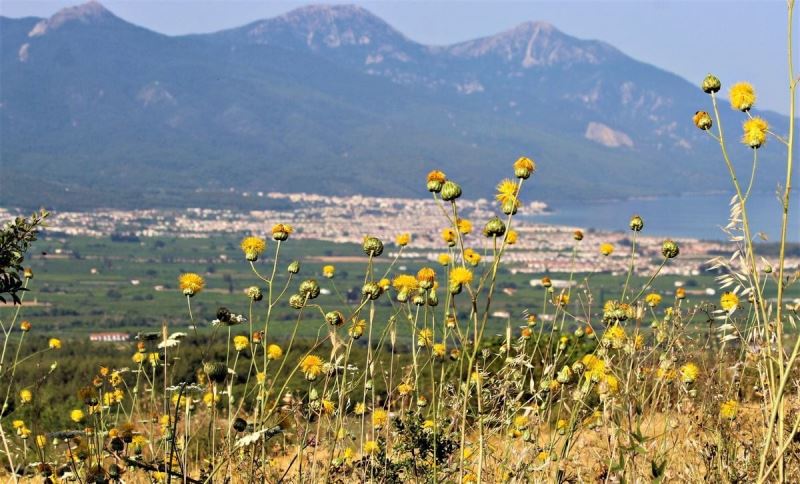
[528, 192, 799, 242]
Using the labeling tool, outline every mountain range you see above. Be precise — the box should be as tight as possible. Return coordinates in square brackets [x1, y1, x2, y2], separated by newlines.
[0, 1, 792, 210]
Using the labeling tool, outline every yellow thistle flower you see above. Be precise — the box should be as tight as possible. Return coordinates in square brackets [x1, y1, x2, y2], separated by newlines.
[599, 243, 614, 256]
[19, 389, 32, 404]
[48, 338, 62, 349]
[396, 233, 411, 247]
[645, 293, 662, 307]
[349, 319, 366, 339]
[602, 324, 626, 349]
[372, 408, 388, 428]
[271, 223, 293, 241]
[240, 236, 267, 261]
[464, 248, 481, 266]
[676, 287, 686, 299]
[742, 116, 768, 148]
[442, 227, 457, 245]
[513, 156, 536, 179]
[378, 278, 390, 290]
[233, 335, 249, 352]
[513, 415, 528, 430]
[364, 440, 380, 455]
[720, 292, 739, 312]
[178, 273, 205, 296]
[456, 218, 472, 234]
[12, 420, 24, 429]
[505, 230, 518, 245]
[450, 267, 473, 286]
[109, 371, 123, 387]
[322, 265, 335, 278]
[437, 253, 451, 266]
[416, 267, 436, 289]
[267, 344, 283, 360]
[256, 372, 266, 384]
[70, 409, 85, 423]
[300, 355, 324, 381]
[132, 353, 145, 364]
[729, 82, 756, 111]
[35, 434, 47, 448]
[417, 328, 434, 347]
[656, 367, 676, 381]
[321, 399, 335, 415]
[680, 362, 700, 384]
[719, 399, 739, 419]
[354, 402, 366, 415]
[495, 178, 519, 207]
[432, 343, 447, 358]
[148, 352, 160, 366]
[397, 382, 413, 396]
[423, 419, 435, 431]
[203, 392, 220, 407]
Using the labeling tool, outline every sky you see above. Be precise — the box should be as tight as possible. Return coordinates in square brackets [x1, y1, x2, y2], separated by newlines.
[1, 0, 797, 115]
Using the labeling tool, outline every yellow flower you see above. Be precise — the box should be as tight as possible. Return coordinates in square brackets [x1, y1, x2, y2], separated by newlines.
[233, 335, 249, 352]
[495, 178, 519, 208]
[602, 324, 626, 349]
[513, 156, 536, 179]
[109, 371, 123, 387]
[464, 248, 481, 266]
[321, 399, 335, 415]
[256, 372, 266, 384]
[12, 420, 24, 429]
[680, 362, 700, 383]
[645, 293, 662, 307]
[271, 223, 293, 241]
[729, 82, 756, 111]
[437, 253, 451, 266]
[322, 265, 335, 278]
[416, 267, 436, 288]
[19, 389, 32, 404]
[720, 292, 739, 312]
[393, 274, 419, 293]
[148, 352, 160, 366]
[505, 230, 518, 245]
[349, 319, 366, 339]
[442, 228, 457, 245]
[132, 353, 145, 364]
[372, 408, 388, 428]
[450, 267, 473, 286]
[427, 170, 446, 184]
[178, 273, 205, 296]
[396, 233, 411, 247]
[432, 343, 447, 358]
[354, 402, 366, 415]
[513, 414, 528, 430]
[70, 409, 85, 423]
[456, 219, 472, 234]
[364, 440, 380, 455]
[742, 116, 768, 148]
[203, 392, 220, 407]
[599, 243, 614, 256]
[656, 367, 676, 381]
[267, 344, 283, 360]
[35, 435, 47, 448]
[417, 328, 434, 347]
[720, 399, 739, 419]
[240, 236, 266, 261]
[300, 355, 324, 381]
[397, 383, 413, 396]
[48, 338, 62, 349]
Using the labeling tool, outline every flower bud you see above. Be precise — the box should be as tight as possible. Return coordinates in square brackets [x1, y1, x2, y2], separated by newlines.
[629, 215, 644, 232]
[287, 260, 300, 274]
[513, 156, 535, 179]
[693, 111, 712, 130]
[573, 230, 584, 241]
[412, 294, 426, 306]
[426, 170, 446, 193]
[440, 181, 462, 202]
[483, 217, 506, 237]
[289, 293, 305, 309]
[325, 311, 345, 327]
[661, 240, 679, 259]
[20, 321, 31, 332]
[541, 277, 552, 288]
[361, 282, 381, 300]
[501, 198, 518, 215]
[702, 74, 721, 94]
[299, 279, 320, 299]
[246, 286, 263, 301]
[204, 362, 228, 384]
[362, 236, 384, 257]
[24, 268, 33, 279]
[427, 290, 439, 307]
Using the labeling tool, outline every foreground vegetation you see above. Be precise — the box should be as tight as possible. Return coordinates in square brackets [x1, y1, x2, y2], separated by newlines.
[1, 5, 799, 483]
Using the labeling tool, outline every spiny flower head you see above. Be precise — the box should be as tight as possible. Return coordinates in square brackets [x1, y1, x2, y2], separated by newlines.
[426, 170, 446, 193]
[602, 324, 626, 349]
[396, 233, 411, 247]
[241, 236, 267, 261]
[393, 274, 419, 295]
[372, 408, 388, 428]
[720, 292, 739, 312]
[432, 343, 446, 358]
[418, 328, 434, 347]
[513, 156, 536, 179]
[233, 335, 249, 352]
[397, 382, 413, 396]
[179, 273, 205, 297]
[271, 223, 293, 241]
[680, 362, 700, 384]
[729, 82, 756, 111]
[70, 409, 85, 423]
[364, 440, 380, 455]
[742, 116, 769, 149]
[300, 355, 324, 381]
[449, 267, 473, 293]
[599, 243, 614, 256]
[496, 178, 519, 206]
[416, 267, 436, 289]
[720, 399, 739, 419]
[354, 402, 366, 415]
[693, 111, 713, 130]
[348, 319, 366, 339]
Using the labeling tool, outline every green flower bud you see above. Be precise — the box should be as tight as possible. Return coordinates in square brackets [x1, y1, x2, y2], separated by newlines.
[661, 239, 679, 259]
[629, 215, 644, 232]
[299, 279, 320, 299]
[361, 282, 381, 300]
[427, 290, 439, 307]
[412, 294, 426, 306]
[288, 260, 300, 274]
[501, 199, 518, 215]
[362, 236, 384, 257]
[289, 293, 305, 309]
[246, 286, 262, 302]
[203, 362, 228, 384]
[440, 181, 462, 202]
[702, 74, 721, 94]
[483, 217, 507, 237]
[325, 310, 345, 327]
[693, 111, 713, 130]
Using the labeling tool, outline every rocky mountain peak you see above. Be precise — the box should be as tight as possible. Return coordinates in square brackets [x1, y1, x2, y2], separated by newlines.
[28, 1, 117, 37]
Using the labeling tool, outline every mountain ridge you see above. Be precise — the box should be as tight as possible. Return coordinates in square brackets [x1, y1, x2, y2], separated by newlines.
[0, 2, 792, 211]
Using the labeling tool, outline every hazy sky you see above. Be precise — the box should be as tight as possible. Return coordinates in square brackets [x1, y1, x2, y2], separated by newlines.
[2, 0, 797, 115]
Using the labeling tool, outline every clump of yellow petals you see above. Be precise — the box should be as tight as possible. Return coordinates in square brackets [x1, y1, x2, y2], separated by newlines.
[49, 338, 62, 350]
[437, 253, 451, 266]
[322, 265, 335, 278]
[720, 292, 739, 313]
[396, 233, 411, 247]
[680, 362, 700, 383]
[372, 408, 388, 428]
[364, 440, 380, 455]
[729, 82, 756, 111]
[496, 179, 519, 206]
[233, 335, 249, 352]
[267, 344, 283, 360]
[742, 116, 768, 149]
[179, 273, 205, 296]
[463, 248, 481, 266]
[645, 293, 662, 307]
[720, 399, 739, 419]
[300, 355, 324, 381]
[599, 243, 614, 256]
[456, 218, 472, 234]
[240, 236, 267, 261]
[505, 230, 518, 245]
[602, 324, 627, 349]
[417, 328, 434, 347]
[442, 228, 457, 245]
[393, 274, 419, 293]
[450, 267, 473, 286]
